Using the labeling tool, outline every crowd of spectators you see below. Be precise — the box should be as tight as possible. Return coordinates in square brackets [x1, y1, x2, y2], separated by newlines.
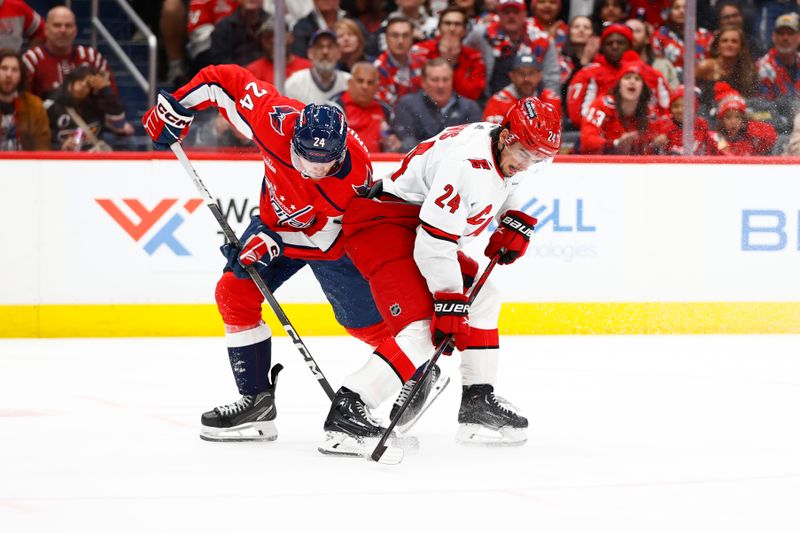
[2, 0, 800, 155]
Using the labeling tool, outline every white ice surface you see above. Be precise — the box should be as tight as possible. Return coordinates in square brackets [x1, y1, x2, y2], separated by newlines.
[1, 335, 799, 533]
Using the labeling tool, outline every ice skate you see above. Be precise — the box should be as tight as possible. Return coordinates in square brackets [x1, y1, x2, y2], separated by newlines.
[318, 387, 418, 458]
[390, 363, 450, 433]
[455, 384, 528, 446]
[200, 364, 282, 442]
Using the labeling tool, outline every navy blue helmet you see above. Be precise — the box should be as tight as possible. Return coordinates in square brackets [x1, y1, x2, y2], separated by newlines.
[291, 104, 348, 164]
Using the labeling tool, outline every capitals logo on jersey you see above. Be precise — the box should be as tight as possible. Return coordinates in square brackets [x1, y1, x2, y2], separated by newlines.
[352, 169, 373, 197]
[263, 177, 314, 229]
[269, 105, 299, 135]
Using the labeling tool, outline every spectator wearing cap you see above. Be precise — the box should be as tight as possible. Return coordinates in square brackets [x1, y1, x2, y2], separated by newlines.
[567, 23, 670, 127]
[207, 0, 267, 67]
[245, 19, 312, 84]
[484, 54, 560, 123]
[329, 61, 400, 153]
[285, 29, 350, 104]
[464, 0, 561, 96]
[648, 85, 718, 154]
[579, 59, 657, 154]
[392, 57, 482, 152]
[0, 48, 49, 150]
[650, 0, 714, 80]
[755, 12, 800, 100]
[754, 0, 799, 50]
[411, 7, 487, 101]
[373, 16, 428, 108]
[0, 0, 44, 51]
[292, 0, 348, 59]
[712, 81, 777, 155]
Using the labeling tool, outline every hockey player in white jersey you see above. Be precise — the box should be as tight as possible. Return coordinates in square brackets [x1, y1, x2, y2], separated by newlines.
[320, 96, 561, 453]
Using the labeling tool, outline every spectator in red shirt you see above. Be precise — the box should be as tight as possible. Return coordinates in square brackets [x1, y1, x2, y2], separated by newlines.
[0, 0, 44, 51]
[579, 59, 656, 154]
[713, 81, 777, 155]
[22, 6, 117, 99]
[245, 19, 312, 84]
[567, 23, 670, 127]
[329, 61, 400, 153]
[484, 53, 560, 123]
[756, 12, 800, 100]
[464, 0, 561, 96]
[650, 0, 713, 80]
[412, 7, 487, 101]
[186, 0, 237, 72]
[648, 84, 717, 154]
[531, 0, 568, 53]
[373, 16, 427, 107]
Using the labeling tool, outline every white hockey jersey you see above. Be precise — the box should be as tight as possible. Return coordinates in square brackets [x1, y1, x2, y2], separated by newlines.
[380, 122, 552, 295]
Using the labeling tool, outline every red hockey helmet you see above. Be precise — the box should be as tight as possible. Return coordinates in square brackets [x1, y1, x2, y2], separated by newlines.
[502, 96, 562, 159]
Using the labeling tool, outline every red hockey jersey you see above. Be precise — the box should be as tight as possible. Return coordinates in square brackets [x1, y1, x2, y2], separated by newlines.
[172, 65, 374, 260]
[579, 94, 655, 154]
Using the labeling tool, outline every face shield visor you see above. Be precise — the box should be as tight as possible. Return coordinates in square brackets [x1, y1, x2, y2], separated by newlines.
[290, 140, 343, 179]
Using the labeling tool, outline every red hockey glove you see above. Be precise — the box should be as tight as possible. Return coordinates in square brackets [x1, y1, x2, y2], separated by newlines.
[431, 292, 470, 352]
[484, 210, 537, 265]
[238, 229, 283, 268]
[142, 90, 194, 149]
[220, 224, 283, 279]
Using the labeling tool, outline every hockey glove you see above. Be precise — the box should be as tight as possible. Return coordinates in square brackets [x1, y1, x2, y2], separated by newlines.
[457, 251, 479, 290]
[220, 226, 283, 279]
[484, 210, 537, 265]
[431, 292, 470, 352]
[142, 90, 195, 149]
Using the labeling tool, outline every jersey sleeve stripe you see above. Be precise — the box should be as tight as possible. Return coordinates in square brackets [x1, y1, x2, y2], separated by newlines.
[313, 182, 345, 212]
[420, 221, 459, 243]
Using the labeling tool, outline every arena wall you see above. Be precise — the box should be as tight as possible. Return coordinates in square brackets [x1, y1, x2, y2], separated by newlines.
[1, 152, 798, 337]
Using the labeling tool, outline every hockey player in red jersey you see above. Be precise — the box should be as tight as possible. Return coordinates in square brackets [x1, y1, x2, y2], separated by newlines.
[319, 97, 561, 454]
[142, 64, 391, 442]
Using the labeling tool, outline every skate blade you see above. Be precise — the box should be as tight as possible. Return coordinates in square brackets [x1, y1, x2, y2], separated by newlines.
[455, 424, 527, 447]
[318, 431, 419, 459]
[396, 374, 451, 435]
[199, 421, 277, 442]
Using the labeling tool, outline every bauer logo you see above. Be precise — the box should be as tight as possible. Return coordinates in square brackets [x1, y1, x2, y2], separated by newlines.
[96, 198, 204, 255]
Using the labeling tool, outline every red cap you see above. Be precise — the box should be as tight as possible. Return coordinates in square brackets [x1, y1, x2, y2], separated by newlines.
[497, 0, 527, 11]
[617, 59, 645, 81]
[669, 84, 700, 107]
[714, 81, 746, 117]
[600, 23, 634, 45]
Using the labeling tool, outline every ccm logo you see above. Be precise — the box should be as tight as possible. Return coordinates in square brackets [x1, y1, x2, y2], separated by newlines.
[502, 216, 534, 238]
[434, 302, 470, 314]
[157, 102, 191, 128]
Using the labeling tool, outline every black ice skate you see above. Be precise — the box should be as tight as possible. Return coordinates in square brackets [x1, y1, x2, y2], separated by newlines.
[199, 364, 282, 442]
[318, 387, 418, 458]
[456, 384, 528, 446]
[390, 363, 450, 433]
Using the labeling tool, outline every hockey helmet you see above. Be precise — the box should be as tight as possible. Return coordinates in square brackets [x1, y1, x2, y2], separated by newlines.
[291, 104, 348, 170]
[502, 96, 561, 160]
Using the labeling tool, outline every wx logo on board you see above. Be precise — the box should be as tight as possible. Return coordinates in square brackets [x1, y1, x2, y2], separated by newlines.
[96, 198, 204, 255]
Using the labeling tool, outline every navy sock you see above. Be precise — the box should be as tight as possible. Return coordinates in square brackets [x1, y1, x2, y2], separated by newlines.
[227, 338, 272, 395]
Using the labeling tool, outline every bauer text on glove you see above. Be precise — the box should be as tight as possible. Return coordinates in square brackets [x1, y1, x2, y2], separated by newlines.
[431, 292, 470, 352]
[484, 210, 537, 265]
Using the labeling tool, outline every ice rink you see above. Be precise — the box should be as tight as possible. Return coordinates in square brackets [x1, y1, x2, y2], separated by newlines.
[2, 334, 799, 532]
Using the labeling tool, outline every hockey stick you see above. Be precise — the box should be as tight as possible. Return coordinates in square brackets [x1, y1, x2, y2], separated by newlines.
[371, 255, 501, 465]
[170, 143, 336, 400]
